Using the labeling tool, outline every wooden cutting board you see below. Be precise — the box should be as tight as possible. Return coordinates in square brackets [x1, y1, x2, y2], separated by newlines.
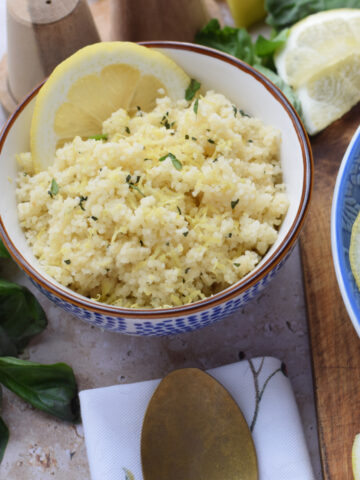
[300, 103, 360, 479]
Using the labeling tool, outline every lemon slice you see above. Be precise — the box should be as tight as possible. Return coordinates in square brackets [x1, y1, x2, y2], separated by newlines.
[30, 42, 190, 171]
[275, 9, 360, 89]
[274, 9, 360, 134]
[349, 211, 360, 289]
[353, 433, 360, 480]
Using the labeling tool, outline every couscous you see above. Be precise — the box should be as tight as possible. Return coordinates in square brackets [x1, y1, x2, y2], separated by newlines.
[16, 91, 289, 308]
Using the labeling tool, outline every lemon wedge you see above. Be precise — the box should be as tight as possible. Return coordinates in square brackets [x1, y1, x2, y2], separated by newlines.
[30, 42, 190, 171]
[274, 9, 360, 135]
[353, 433, 360, 480]
[350, 212, 360, 289]
[226, 0, 266, 28]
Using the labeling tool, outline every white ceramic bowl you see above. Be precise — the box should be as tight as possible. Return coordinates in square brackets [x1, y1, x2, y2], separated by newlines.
[0, 42, 313, 336]
[331, 126, 360, 337]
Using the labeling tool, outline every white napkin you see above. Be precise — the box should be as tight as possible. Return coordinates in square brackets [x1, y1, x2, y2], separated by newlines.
[79, 357, 315, 480]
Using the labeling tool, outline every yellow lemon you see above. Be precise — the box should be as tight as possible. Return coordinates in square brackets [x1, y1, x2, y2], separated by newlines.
[226, 0, 266, 28]
[30, 42, 190, 171]
[352, 433, 360, 480]
[274, 9, 360, 134]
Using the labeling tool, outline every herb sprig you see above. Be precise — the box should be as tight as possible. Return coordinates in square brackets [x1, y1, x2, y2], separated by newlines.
[159, 153, 182, 171]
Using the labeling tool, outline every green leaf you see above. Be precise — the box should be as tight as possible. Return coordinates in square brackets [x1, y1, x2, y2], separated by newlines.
[185, 79, 201, 101]
[88, 134, 108, 141]
[48, 179, 59, 198]
[265, 0, 360, 30]
[254, 65, 302, 118]
[255, 29, 288, 57]
[0, 240, 10, 259]
[195, 19, 259, 65]
[159, 153, 182, 171]
[193, 98, 199, 114]
[0, 357, 80, 422]
[0, 416, 8, 464]
[0, 279, 47, 355]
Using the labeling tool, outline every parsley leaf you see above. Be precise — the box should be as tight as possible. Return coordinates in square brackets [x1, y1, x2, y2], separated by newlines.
[185, 79, 201, 101]
[231, 199, 239, 209]
[48, 179, 59, 198]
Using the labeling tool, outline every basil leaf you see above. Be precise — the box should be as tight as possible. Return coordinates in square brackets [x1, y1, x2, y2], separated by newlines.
[0, 240, 10, 259]
[254, 64, 302, 118]
[265, 0, 360, 29]
[185, 79, 201, 101]
[0, 416, 8, 463]
[0, 280, 47, 355]
[195, 19, 259, 65]
[255, 29, 288, 57]
[0, 357, 80, 423]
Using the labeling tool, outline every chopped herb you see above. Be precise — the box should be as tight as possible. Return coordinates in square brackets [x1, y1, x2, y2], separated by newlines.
[231, 199, 239, 209]
[48, 179, 59, 198]
[213, 158, 218, 163]
[144, 158, 152, 161]
[192, 137, 197, 141]
[79, 195, 88, 211]
[137, 106, 141, 111]
[177, 206, 182, 215]
[136, 176, 141, 184]
[182, 278, 185, 283]
[158, 153, 182, 171]
[185, 134, 189, 140]
[228, 233, 232, 238]
[64, 259, 71, 265]
[193, 98, 199, 114]
[170, 122, 175, 128]
[248, 139, 253, 143]
[170, 132, 175, 136]
[183, 231, 189, 237]
[234, 263, 240, 267]
[239, 109, 250, 118]
[232, 105, 237, 117]
[185, 268, 191, 274]
[208, 138, 215, 144]
[185, 79, 201, 101]
[140, 240, 144, 246]
[89, 134, 108, 141]
[161, 117, 171, 129]
[129, 184, 145, 197]
[23, 172, 28, 177]
[125, 126, 130, 134]
[126, 174, 131, 183]
[91, 216, 98, 221]
[166, 242, 170, 246]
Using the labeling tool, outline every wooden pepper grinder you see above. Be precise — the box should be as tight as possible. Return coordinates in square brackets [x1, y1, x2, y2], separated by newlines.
[6, 0, 100, 105]
[109, 0, 212, 42]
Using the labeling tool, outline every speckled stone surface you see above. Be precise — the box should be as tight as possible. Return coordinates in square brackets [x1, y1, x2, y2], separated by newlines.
[0, 245, 322, 480]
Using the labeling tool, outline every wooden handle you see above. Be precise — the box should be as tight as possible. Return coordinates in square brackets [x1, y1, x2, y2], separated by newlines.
[6, 0, 100, 102]
[110, 0, 210, 42]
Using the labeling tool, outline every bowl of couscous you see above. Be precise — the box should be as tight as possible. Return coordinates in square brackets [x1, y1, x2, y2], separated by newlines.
[0, 42, 313, 336]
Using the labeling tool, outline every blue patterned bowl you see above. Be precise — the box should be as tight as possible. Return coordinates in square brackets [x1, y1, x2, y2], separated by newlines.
[0, 42, 313, 336]
[331, 126, 360, 337]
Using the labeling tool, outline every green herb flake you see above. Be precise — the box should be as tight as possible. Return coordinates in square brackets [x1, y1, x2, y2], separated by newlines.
[91, 216, 98, 221]
[185, 79, 201, 101]
[213, 158, 218, 163]
[140, 240, 144, 246]
[125, 126, 131, 134]
[208, 138, 215, 144]
[248, 139, 253, 143]
[228, 233, 232, 238]
[177, 206, 182, 215]
[144, 158, 152, 161]
[185, 267, 191, 274]
[79, 195, 88, 211]
[231, 198, 239, 209]
[234, 263, 240, 267]
[185, 134, 189, 139]
[89, 134, 108, 141]
[192, 137, 197, 141]
[159, 153, 182, 171]
[232, 105, 237, 117]
[193, 98, 199, 115]
[48, 179, 59, 198]
[64, 259, 71, 265]
[183, 231, 189, 237]
[126, 174, 132, 183]
[239, 109, 250, 118]
[129, 184, 145, 197]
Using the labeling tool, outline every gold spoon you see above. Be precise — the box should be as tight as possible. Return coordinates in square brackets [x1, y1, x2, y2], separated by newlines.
[141, 368, 258, 480]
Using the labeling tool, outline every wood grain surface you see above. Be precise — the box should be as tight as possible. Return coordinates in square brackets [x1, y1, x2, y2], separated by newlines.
[300, 103, 360, 479]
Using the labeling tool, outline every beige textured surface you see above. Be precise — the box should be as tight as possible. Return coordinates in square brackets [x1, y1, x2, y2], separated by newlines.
[0, 246, 322, 479]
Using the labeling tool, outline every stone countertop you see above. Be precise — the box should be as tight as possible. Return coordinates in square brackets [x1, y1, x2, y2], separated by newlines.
[0, 1, 322, 477]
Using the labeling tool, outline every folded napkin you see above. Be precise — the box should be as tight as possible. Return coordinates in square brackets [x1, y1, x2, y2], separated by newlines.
[80, 357, 315, 480]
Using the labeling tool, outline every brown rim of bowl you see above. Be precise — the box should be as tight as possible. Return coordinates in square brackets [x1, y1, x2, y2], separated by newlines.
[0, 41, 313, 319]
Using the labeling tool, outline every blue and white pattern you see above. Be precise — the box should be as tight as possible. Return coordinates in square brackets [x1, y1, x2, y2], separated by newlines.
[332, 126, 360, 337]
[31, 251, 291, 336]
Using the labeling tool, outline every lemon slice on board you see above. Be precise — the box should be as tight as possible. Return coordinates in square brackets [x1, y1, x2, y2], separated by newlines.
[30, 42, 190, 172]
[353, 433, 360, 480]
[274, 9, 360, 135]
[349, 212, 360, 289]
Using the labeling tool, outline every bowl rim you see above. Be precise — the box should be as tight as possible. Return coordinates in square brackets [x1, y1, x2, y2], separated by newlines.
[0, 40, 313, 319]
[331, 125, 360, 337]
